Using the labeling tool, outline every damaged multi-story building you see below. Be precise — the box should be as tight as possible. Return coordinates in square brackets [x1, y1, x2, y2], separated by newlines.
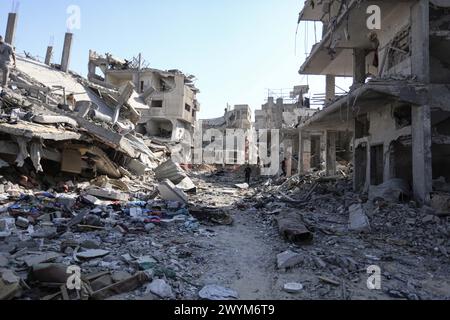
[255, 86, 316, 176]
[202, 104, 253, 131]
[88, 51, 200, 144]
[200, 104, 253, 165]
[296, 0, 450, 205]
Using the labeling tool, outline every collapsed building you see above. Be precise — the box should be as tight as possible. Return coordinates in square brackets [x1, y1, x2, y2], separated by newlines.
[255, 86, 317, 176]
[88, 51, 200, 145]
[0, 53, 162, 179]
[296, 0, 450, 205]
[0, 19, 199, 181]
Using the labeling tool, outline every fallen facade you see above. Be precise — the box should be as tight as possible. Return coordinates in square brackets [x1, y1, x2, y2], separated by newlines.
[297, 0, 450, 205]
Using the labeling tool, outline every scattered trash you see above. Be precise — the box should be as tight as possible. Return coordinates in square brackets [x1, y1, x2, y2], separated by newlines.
[283, 282, 303, 294]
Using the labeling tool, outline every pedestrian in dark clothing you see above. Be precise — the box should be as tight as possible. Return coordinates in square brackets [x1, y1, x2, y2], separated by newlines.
[244, 165, 252, 185]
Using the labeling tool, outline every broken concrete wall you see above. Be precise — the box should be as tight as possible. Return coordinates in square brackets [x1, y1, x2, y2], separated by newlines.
[378, 3, 412, 77]
[353, 102, 413, 190]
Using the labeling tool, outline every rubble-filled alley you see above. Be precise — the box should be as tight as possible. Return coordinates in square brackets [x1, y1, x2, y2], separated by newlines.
[1, 161, 450, 300]
[1, 0, 450, 302]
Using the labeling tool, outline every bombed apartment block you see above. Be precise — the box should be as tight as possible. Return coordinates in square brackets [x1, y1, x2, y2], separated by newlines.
[297, 0, 450, 205]
[201, 104, 253, 131]
[255, 85, 314, 131]
[88, 51, 200, 144]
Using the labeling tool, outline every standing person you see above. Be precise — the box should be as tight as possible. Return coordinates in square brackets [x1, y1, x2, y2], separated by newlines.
[281, 158, 287, 177]
[244, 165, 252, 185]
[0, 36, 16, 89]
[66, 93, 77, 111]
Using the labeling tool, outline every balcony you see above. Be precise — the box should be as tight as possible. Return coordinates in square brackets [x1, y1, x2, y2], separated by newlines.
[298, 1, 414, 77]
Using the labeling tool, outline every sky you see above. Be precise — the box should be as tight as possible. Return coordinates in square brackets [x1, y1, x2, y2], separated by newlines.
[0, 0, 351, 119]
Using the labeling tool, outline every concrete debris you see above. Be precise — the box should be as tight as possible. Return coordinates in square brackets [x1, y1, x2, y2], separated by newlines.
[188, 206, 233, 225]
[87, 188, 129, 202]
[431, 192, 450, 216]
[30, 264, 70, 284]
[1, 270, 19, 285]
[76, 249, 110, 260]
[369, 179, 411, 203]
[176, 177, 197, 193]
[0, 55, 178, 186]
[277, 250, 303, 270]
[348, 204, 371, 233]
[198, 285, 239, 301]
[275, 212, 313, 244]
[0, 254, 9, 267]
[0, 278, 22, 300]
[235, 183, 249, 190]
[158, 180, 188, 204]
[155, 159, 188, 185]
[91, 272, 151, 300]
[146, 279, 174, 299]
[20, 252, 61, 268]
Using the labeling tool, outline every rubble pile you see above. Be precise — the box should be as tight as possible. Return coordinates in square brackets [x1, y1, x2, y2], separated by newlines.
[234, 173, 450, 300]
[0, 55, 170, 183]
[0, 168, 211, 300]
[0, 56, 216, 300]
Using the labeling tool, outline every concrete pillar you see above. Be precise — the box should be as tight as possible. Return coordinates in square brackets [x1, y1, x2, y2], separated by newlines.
[326, 131, 337, 176]
[365, 142, 371, 192]
[320, 132, 327, 171]
[5, 13, 18, 45]
[299, 131, 311, 174]
[87, 61, 96, 80]
[45, 46, 53, 66]
[325, 75, 335, 102]
[61, 33, 73, 73]
[383, 143, 391, 183]
[322, 23, 329, 37]
[412, 105, 432, 205]
[411, 0, 430, 83]
[298, 130, 303, 174]
[353, 48, 366, 84]
[285, 140, 293, 178]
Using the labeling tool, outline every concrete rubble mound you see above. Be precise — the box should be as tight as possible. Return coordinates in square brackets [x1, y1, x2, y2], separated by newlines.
[0, 55, 211, 301]
[0, 56, 167, 180]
